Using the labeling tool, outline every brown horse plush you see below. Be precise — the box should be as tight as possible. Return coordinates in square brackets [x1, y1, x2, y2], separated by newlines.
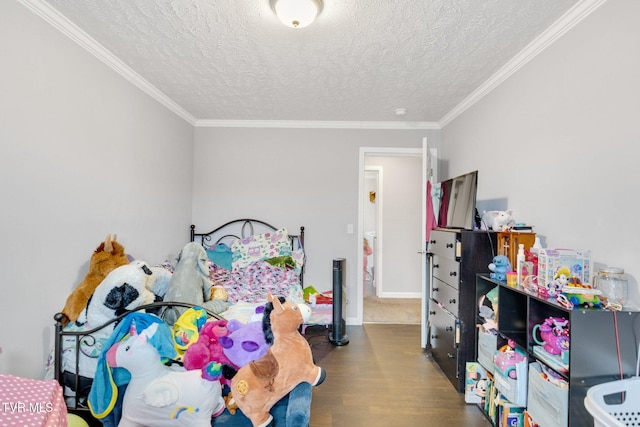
[61, 234, 130, 324]
[230, 294, 325, 427]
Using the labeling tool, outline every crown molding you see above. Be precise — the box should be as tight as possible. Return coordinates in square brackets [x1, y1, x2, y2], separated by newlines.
[438, 0, 607, 128]
[20, 0, 603, 131]
[195, 120, 440, 130]
[18, 0, 197, 126]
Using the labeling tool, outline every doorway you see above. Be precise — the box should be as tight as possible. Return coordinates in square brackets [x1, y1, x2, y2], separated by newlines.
[357, 147, 423, 325]
[363, 167, 381, 298]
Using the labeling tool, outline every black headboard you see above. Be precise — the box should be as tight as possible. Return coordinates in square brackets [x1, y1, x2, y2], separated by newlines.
[190, 218, 305, 285]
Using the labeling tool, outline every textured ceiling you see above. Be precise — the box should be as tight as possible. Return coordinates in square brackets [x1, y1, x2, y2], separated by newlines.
[29, 0, 585, 125]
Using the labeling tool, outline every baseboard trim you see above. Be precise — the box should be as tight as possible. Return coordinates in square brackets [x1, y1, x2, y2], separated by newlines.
[374, 292, 422, 299]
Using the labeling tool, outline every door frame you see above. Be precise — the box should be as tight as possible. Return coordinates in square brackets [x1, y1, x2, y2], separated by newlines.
[356, 146, 423, 325]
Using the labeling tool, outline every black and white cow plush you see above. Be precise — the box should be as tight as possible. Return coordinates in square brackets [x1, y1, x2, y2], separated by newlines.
[77, 260, 156, 327]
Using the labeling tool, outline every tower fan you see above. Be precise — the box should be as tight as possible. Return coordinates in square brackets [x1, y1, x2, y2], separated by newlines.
[329, 258, 349, 345]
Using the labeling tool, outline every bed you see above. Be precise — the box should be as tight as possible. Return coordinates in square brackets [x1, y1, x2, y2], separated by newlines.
[53, 218, 315, 426]
[190, 219, 332, 328]
[190, 219, 306, 315]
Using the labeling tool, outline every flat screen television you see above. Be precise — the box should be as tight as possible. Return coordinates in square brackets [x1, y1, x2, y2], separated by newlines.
[437, 170, 478, 230]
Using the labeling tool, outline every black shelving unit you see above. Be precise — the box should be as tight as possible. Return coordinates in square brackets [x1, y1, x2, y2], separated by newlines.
[476, 274, 640, 426]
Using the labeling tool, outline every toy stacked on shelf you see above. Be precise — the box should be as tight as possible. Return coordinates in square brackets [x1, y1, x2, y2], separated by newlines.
[537, 248, 591, 293]
[531, 316, 569, 374]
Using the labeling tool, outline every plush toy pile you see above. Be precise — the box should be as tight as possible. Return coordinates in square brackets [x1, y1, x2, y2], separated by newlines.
[181, 308, 270, 391]
[226, 294, 325, 427]
[183, 319, 234, 373]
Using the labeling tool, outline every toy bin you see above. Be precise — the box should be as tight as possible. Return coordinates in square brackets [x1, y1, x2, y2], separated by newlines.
[478, 330, 497, 374]
[584, 376, 640, 427]
[527, 362, 568, 427]
[493, 351, 528, 407]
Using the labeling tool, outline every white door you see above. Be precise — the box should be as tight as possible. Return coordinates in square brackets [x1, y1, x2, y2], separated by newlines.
[421, 138, 437, 347]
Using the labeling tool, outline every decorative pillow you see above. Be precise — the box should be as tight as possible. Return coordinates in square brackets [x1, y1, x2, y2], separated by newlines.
[206, 243, 234, 270]
[231, 228, 292, 270]
[291, 248, 305, 273]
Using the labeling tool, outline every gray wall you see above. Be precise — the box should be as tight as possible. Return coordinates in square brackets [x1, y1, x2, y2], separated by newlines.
[0, 1, 194, 378]
[192, 127, 435, 320]
[442, 0, 640, 308]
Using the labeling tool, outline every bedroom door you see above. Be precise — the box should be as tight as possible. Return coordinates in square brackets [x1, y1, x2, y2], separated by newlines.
[421, 138, 437, 347]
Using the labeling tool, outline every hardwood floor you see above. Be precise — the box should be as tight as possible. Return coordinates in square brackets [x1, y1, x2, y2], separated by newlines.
[306, 324, 492, 427]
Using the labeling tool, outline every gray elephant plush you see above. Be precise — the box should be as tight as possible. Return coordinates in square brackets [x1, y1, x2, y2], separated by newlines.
[163, 242, 229, 325]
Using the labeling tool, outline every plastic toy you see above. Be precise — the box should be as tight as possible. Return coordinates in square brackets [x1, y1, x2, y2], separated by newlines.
[494, 341, 525, 379]
[562, 286, 602, 308]
[533, 317, 570, 355]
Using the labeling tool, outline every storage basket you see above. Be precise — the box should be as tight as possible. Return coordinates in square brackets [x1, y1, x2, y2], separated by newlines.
[585, 376, 640, 426]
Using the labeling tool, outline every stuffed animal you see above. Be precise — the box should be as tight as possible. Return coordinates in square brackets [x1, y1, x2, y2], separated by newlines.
[87, 313, 176, 421]
[61, 234, 130, 323]
[106, 322, 226, 427]
[481, 210, 515, 231]
[172, 307, 209, 361]
[489, 255, 512, 282]
[76, 261, 156, 328]
[219, 319, 269, 369]
[147, 265, 173, 301]
[183, 319, 235, 385]
[478, 286, 499, 332]
[163, 242, 229, 325]
[210, 285, 228, 301]
[227, 294, 325, 427]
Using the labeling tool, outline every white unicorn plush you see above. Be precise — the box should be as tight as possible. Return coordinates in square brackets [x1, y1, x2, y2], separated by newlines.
[106, 322, 226, 427]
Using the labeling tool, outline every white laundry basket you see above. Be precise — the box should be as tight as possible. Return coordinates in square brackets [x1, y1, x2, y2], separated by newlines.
[585, 343, 640, 427]
[585, 376, 640, 426]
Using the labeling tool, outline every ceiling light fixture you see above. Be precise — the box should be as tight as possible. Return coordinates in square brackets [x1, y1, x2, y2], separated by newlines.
[270, 0, 323, 29]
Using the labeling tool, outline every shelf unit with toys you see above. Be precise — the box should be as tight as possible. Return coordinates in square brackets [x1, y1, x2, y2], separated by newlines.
[475, 274, 640, 427]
